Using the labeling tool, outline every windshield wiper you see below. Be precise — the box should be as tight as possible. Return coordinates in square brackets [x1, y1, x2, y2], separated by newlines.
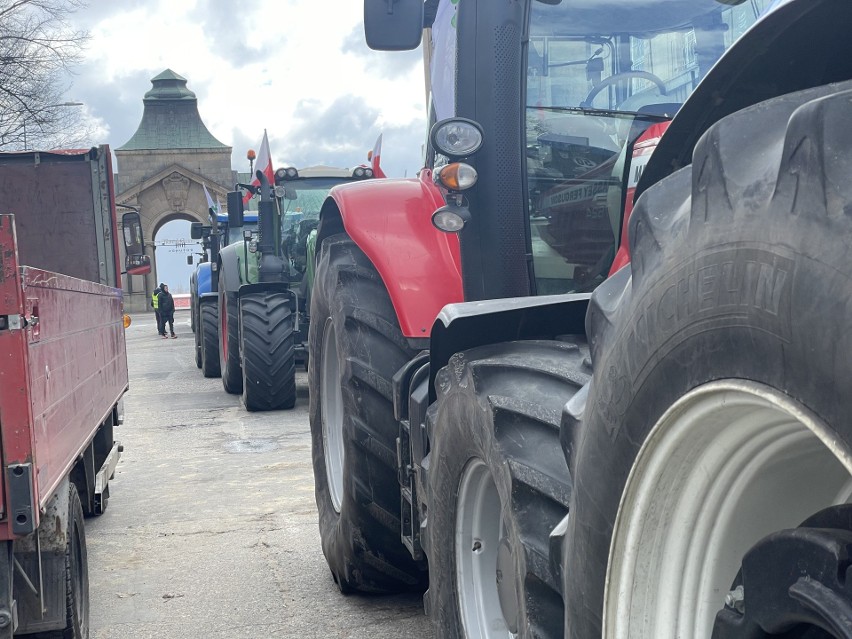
[527, 105, 673, 120]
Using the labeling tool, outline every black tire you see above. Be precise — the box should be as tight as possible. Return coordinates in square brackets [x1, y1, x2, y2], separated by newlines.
[308, 233, 427, 593]
[33, 485, 89, 639]
[562, 83, 852, 638]
[218, 267, 242, 393]
[425, 341, 590, 639]
[240, 291, 297, 411]
[193, 305, 202, 369]
[200, 302, 221, 378]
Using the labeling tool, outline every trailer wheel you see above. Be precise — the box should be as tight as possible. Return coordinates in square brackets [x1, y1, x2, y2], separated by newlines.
[239, 291, 296, 411]
[218, 267, 242, 393]
[562, 84, 852, 639]
[308, 233, 427, 593]
[425, 341, 589, 639]
[33, 484, 89, 639]
[200, 301, 221, 378]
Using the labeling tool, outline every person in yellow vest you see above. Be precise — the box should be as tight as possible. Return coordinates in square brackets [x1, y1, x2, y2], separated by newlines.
[152, 284, 162, 335]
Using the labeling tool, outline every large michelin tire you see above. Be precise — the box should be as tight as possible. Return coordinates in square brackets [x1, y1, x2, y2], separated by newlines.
[218, 267, 243, 394]
[200, 301, 221, 378]
[563, 83, 852, 639]
[425, 341, 590, 639]
[239, 291, 297, 411]
[308, 233, 427, 593]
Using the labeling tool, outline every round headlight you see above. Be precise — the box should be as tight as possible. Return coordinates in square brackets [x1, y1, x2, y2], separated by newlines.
[432, 205, 471, 233]
[353, 167, 366, 178]
[286, 167, 298, 178]
[364, 168, 374, 178]
[431, 118, 484, 159]
[275, 167, 288, 182]
[274, 185, 287, 198]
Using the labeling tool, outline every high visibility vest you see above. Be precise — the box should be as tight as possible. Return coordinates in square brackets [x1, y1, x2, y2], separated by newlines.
[152, 291, 159, 310]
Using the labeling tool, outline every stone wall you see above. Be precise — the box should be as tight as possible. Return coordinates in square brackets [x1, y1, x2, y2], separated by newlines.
[116, 148, 233, 193]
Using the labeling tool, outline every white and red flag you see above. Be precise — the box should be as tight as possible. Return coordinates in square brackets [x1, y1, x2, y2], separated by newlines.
[369, 133, 386, 178]
[202, 183, 218, 215]
[244, 130, 275, 205]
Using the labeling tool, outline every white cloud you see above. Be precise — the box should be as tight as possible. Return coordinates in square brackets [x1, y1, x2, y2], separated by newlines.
[70, 0, 427, 177]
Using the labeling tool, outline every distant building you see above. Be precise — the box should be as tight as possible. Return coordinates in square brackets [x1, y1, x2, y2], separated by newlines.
[115, 69, 235, 313]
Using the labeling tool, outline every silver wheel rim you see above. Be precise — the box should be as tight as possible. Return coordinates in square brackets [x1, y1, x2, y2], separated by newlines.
[456, 459, 513, 638]
[605, 380, 852, 639]
[320, 317, 345, 513]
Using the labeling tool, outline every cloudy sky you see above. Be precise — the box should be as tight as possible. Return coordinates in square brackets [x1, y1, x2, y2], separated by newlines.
[68, 0, 428, 179]
[61, 0, 428, 288]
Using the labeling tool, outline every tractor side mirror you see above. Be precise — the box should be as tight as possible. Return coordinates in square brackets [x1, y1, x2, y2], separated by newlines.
[190, 222, 204, 240]
[227, 191, 244, 228]
[364, 0, 423, 51]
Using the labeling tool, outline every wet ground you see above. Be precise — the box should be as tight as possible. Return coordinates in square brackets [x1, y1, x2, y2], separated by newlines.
[86, 311, 433, 638]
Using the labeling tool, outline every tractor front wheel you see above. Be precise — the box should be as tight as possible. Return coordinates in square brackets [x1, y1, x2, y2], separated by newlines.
[239, 291, 297, 411]
[308, 233, 427, 593]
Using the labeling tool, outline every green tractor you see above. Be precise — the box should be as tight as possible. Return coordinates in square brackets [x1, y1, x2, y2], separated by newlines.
[218, 165, 375, 411]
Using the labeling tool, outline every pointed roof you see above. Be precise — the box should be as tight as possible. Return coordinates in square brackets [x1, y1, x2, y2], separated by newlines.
[117, 69, 228, 151]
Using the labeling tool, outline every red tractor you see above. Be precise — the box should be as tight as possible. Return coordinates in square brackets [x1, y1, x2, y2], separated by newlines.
[309, 1, 852, 637]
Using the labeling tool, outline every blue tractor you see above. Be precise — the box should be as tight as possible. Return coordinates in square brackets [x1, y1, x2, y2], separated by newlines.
[189, 208, 259, 378]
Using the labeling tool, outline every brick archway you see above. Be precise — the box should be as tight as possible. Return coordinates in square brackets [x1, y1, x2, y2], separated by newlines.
[114, 69, 234, 313]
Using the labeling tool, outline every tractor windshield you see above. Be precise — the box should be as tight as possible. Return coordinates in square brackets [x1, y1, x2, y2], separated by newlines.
[226, 222, 257, 246]
[279, 177, 355, 273]
[526, 0, 772, 294]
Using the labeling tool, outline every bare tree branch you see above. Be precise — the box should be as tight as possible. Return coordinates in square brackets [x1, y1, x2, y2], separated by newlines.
[0, 0, 89, 150]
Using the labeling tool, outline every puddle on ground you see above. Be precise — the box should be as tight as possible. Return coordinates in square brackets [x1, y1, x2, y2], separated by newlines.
[224, 438, 279, 454]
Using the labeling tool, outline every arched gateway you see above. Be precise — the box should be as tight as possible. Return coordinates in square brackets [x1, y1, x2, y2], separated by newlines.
[115, 69, 234, 313]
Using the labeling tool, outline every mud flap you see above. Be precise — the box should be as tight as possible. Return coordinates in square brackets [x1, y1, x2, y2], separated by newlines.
[13, 477, 71, 633]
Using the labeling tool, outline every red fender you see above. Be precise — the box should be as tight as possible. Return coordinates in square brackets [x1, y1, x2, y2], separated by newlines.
[609, 121, 671, 275]
[326, 169, 463, 338]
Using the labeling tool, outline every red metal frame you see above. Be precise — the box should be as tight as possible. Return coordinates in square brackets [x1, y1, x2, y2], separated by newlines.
[0, 216, 37, 537]
[609, 121, 671, 275]
[330, 170, 463, 338]
[0, 215, 129, 541]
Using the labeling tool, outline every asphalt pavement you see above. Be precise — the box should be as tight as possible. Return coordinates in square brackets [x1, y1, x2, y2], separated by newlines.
[86, 311, 433, 638]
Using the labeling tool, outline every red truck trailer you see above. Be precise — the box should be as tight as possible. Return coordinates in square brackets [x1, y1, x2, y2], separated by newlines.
[0, 146, 149, 638]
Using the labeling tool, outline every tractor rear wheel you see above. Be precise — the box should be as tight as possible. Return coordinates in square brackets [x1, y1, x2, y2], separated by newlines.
[562, 83, 852, 639]
[218, 267, 242, 394]
[239, 291, 296, 411]
[426, 340, 590, 639]
[308, 233, 427, 593]
[200, 301, 220, 378]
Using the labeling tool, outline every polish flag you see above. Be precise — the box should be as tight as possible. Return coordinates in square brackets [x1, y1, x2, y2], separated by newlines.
[244, 130, 275, 205]
[369, 133, 386, 178]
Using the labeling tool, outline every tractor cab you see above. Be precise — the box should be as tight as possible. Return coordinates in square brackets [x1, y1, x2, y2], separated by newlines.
[522, 1, 773, 293]
[368, 0, 771, 302]
[273, 165, 375, 297]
